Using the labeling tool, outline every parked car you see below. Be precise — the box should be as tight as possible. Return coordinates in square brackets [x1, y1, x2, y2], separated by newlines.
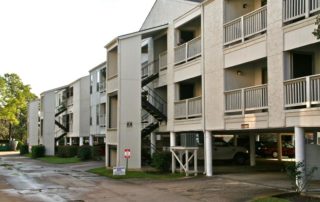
[198, 137, 249, 164]
[258, 141, 295, 158]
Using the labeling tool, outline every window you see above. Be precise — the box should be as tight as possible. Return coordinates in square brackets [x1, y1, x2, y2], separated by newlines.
[179, 83, 194, 100]
[90, 74, 93, 94]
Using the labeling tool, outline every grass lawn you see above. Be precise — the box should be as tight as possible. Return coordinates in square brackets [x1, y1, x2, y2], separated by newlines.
[37, 156, 81, 164]
[252, 197, 289, 202]
[88, 167, 186, 180]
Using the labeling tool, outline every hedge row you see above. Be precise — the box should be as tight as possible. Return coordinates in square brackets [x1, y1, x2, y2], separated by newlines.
[31, 145, 45, 158]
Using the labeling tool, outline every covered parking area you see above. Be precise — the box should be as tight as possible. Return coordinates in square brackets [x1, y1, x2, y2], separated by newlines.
[204, 127, 320, 190]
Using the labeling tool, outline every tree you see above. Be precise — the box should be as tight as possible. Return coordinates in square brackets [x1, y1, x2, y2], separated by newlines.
[313, 15, 320, 39]
[0, 73, 37, 142]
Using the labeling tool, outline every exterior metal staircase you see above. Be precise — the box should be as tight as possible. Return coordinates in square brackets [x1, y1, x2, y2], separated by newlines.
[141, 59, 167, 137]
[54, 101, 69, 143]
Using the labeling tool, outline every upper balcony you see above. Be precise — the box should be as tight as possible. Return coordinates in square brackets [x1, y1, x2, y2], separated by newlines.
[174, 76, 202, 120]
[224, 1, 267, 46]
[283, 0, 320, 24]
[224, 59, 268, 115]
[283, 44, 320, 109]
[174, 16, 201, 66]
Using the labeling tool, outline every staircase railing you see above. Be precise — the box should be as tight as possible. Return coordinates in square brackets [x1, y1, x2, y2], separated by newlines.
[141, 59, 160, 79]
[142, 86, 167, 116]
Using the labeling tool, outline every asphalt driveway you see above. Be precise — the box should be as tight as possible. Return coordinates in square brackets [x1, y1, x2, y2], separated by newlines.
[0, 152, 318, 202]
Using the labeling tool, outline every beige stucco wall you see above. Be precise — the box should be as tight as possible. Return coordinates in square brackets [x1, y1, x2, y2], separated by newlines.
[203, 0, 225, 130]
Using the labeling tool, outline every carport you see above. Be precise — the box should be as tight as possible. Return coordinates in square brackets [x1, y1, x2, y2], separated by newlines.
[206, 127, 320, 189]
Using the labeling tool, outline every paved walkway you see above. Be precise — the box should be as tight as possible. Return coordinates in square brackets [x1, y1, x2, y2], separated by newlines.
[0, 152, 319, 202]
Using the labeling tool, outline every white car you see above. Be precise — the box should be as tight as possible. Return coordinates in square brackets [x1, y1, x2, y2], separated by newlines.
[198, 137, 249, 164]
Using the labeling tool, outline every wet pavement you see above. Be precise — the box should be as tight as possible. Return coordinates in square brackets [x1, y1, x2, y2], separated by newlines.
[0, 152, 319, 202]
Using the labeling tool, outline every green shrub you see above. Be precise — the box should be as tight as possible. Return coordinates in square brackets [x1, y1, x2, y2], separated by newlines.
[31, 145, 45, 158]
[78, 145, 92, 161]
[17, 141, 23, 150]
[20, 144, 29, 155]
[56, 145, 78, 158]
[151, 151, 171, 172]
[92, 146, 102, 160]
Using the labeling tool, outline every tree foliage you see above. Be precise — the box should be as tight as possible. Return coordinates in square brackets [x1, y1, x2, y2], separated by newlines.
[0, 73, 37, 141]
[313, 15, 320, 39]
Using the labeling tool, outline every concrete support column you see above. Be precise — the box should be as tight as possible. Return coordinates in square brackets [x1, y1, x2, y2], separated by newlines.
[277, 134, 283, 161]
[256, 135, 260, 142]
[295, 126, 306, 191]
[150, 132, 156, 157]
[89, 135, 94, 146]
[249, 134, 256, 166]
[64, 137, 67, 146]
[170, 132, 176, 173]
[69, 137, 72, 146]
[205, 131, 212, 176]
[79, 137, 84, 146]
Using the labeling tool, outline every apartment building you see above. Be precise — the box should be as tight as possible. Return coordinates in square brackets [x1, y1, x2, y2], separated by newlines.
[89, 62, 107, 146]
[27, 76, 90, 155]
[55, 76, 90, 146]
[104, 0, 201, 168]
[103, 0, 320, 181]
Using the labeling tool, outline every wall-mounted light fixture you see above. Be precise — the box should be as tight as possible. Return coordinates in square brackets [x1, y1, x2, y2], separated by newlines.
[243, 0, 248, 8]
[237, 70, 243, 76]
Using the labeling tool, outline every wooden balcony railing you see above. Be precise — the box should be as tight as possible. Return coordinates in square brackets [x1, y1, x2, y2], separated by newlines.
[225, 84, 268, 114]
[224, 6, 267, 45]
[174, 96, 202, 119]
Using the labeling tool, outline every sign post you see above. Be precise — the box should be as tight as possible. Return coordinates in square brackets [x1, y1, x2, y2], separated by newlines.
[124, 148, 131, 171]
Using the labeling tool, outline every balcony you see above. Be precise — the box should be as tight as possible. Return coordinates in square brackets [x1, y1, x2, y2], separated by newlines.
[174, 96, 202, 119]
[284, 74, 320, 108]
[159, 51, 167, 71]
[99, 114, 106, 127]
[224, 6, 267, 46]
[99, 81, 106, 93]
[225, 84, 268, 115]
[174, 36, 201, 65]
[283, 0, 320, 23]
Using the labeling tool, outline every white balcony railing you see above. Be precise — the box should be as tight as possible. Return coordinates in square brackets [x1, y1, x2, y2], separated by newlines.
[283, 0, 320, 23]
[159, 51, 167, 71]
[99, 114, 106, 127]
[224, 6, 267, 45]
[284, 74, 320, 108]
[174, 36, 201, 65]
[225, 84, 268, 114]
[174, 96, 202, 119]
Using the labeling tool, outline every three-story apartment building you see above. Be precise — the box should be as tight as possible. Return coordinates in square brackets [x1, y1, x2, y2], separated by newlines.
[104, 0, 320, 181]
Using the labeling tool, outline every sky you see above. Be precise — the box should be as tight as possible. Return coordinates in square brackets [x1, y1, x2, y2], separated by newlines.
[0, 0, 156, 96]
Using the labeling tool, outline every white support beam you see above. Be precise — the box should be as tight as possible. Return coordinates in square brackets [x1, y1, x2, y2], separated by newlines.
[170, 132, 176, 173]
[89, 135, 94, 146]
[295, 126, 306, 192]
[79, 137, 84, 146]
[205, 131, 212, 176]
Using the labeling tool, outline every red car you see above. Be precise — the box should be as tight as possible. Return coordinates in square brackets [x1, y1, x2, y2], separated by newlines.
[259, 142, 295, 158]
